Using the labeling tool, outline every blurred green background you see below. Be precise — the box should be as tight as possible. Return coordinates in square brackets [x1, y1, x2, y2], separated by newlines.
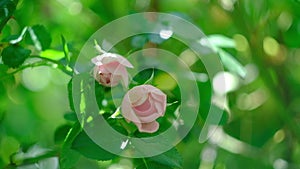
[1, 0, 300, 168]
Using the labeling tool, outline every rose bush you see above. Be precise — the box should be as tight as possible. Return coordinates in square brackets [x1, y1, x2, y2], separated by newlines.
[91, 52, 133, 87]
[121, 85, 167, 133]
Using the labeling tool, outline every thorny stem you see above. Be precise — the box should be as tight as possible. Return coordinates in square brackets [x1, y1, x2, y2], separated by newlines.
[1, 55, 73, 80]
[1, 61, 50, 80]
[5, 149, 59, 169]
[31, 55, 73, 76]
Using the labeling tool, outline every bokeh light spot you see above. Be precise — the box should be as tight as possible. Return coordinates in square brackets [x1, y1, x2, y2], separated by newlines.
[179, 49, 198, 66]
[159, 29, 173, 39]
[277, 12, 293, 31]
[263, 37, 279, 56]
[153, 72, 177, 91]
[213, 72, 239, 95]
[273, 129, 285, 143]
[68, 2, 82, 15]
[233, 34, 249, 52]
[22, 66, 51, 92]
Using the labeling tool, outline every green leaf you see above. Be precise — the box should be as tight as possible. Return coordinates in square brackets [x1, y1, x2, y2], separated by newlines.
[132, 69, 155, 85]
[68, 79, 75, 111]
[71, 131, 117, 161]
[148, 148, 183, 169]
[0, 0, 18, 32]
[0, 25, 11, 41]
[61, 35, 70, 62]
[40, 49, 65, 61]
[64, 112, 77, 122]
[0, 64, 8, 76]
[54, 124, 72, 144]
[60, 122, 81, 169]
[207, 35, 236, 48]
[0, 158, 4, 169]
[136, 161, 173, 169]
[63, 122, 82, 143]
[1, 34, 19, 42]
[60, 147, 80, 169]
[4, 27, 28, 44]
[26, 25, 52, 51]
[61, 35, 76, 70]
[218, 49, 246, 78]
[1, 45, 31, 68]
[0, 64, 14, 92]
[283, 20, 300, 48]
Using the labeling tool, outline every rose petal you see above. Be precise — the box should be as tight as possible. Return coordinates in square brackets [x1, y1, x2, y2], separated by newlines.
[138, 112, 161, 123]
[110, 75, 122, 87]
[99, 73, 113, 86]
[103, 61, 129, 76]
[114, 54, 134, 68]
[101, 53, 119, 64]
[136, 121, 159, 133]
[93, 66, 100, 81]
[100, 53, 133, 68]
[91, 52, 133, 68]
[98, 65, 110, 74]
[128, 86, 148, 106]
[102, 61, 120, 73]
[121, 94, 142, 123]
[133, 98, 151, 112]
[150, 89, 166, 115]
[133, 97, 156, 117]
[120, 69, 129, 87]
[121, 84, 167, 133]
[153, 101, 166, 116]
[91, 55, 103, 65]
[150, 88, 166, 101]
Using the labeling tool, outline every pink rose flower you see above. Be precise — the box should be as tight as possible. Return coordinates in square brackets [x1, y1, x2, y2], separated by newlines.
[91, 53, 133, 87]
[121, 85, 167, 133]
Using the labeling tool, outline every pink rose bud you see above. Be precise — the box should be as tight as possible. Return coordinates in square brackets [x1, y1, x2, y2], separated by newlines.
[91, 52, 133, 87]
[121, 85, 167, 133]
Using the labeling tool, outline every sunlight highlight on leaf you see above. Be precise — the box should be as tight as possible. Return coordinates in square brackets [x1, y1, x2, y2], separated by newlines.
[40, 49, 65, 61]
[207, 34, 236, 48]
[218, 49, 247, 78]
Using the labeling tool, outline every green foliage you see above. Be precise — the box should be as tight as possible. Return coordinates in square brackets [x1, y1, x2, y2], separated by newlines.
[40, 49, 65, 61]
[61, 35, 70, 63]
[207, 34, 236, 48]
[206, 35, 247, 78]
[1, 45, 31, 68]
[54, 124, 72, 144]
[148, 148, 183, 169]
[60, 145, 80, 169]
[63, 112, 77, 122]
[67, 79, 75, 111]
[136, 161, 173, 169]
[0, 0, 18, 32]
[0, 62, 9, 77]
[218, 49, 247, 78]
[60, 122, 81, 169]
[71, 131, 117, 161]
[25, 25, 52, 50]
